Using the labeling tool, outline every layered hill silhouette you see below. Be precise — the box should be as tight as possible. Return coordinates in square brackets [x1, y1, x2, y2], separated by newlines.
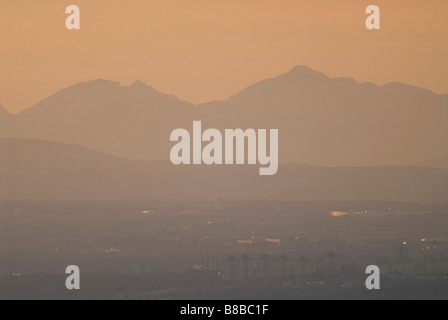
[1, 138, 447, 202]
[1, 66, 447, 168]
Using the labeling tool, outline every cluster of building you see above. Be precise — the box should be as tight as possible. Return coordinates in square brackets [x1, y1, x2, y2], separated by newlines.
[201, 247, 448, 281]
[203, 252, 341, 281]
[377, 246, 448, 276]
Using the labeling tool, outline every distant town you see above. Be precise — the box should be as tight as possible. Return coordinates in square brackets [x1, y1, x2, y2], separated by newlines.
[0, 199, 447, 299]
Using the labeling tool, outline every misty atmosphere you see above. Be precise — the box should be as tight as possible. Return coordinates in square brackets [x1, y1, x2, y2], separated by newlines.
[0, 66, 447, 300]
[1, 66, 447, 168]
[0, 200, 447, 299]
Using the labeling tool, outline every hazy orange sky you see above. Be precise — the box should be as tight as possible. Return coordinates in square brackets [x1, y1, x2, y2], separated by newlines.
[1, 0, 447, 114]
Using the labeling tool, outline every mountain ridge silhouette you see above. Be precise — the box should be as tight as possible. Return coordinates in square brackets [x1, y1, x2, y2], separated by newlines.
[1, 65, 447, 168]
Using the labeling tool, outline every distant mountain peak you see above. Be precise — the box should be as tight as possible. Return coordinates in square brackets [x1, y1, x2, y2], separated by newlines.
[131, 80, 147, 88]
[287, 65, 329, 79]
[74, 78, 121, 87]
[128, 79, 156, 92]
[49, 79, 122, 98]
[225, 65, 332, 103]
[125, 80, 183, 102]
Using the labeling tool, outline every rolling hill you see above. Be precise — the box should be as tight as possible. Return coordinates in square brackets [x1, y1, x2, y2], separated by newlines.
[1, 138, 447, 202]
